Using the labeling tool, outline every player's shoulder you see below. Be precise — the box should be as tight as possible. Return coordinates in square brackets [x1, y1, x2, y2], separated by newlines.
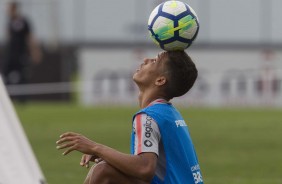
[133, 112, 152, 121]
[133, 113, 158, 125]
[143, 103, 175, 117]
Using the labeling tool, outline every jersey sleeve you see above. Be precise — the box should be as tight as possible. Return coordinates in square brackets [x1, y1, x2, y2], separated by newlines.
[132, 113, 161, 156]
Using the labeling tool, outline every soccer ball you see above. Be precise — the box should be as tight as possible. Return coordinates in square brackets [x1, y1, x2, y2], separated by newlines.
[148, 1, 200, 51]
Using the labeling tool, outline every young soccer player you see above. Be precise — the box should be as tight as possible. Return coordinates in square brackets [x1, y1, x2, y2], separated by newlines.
[56, 51, 204, 184]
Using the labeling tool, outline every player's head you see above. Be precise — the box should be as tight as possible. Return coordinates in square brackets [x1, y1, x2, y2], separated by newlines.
[8, 1, 20, 18]
[133, 51, 198, 100]
[161, 51, 198, 99]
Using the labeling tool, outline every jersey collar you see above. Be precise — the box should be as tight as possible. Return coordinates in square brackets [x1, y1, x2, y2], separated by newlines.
[147, 98, 170, 107]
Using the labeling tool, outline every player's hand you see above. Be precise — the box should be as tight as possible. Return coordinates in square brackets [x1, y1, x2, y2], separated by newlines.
[30, 48, 42, 64]
[80, 154, 94, 168]
[80, 154, 103, 168]
[56, 132, 97, 155]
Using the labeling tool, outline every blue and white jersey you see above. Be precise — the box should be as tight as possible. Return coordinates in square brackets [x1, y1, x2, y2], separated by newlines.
[131, 99, 204, 184]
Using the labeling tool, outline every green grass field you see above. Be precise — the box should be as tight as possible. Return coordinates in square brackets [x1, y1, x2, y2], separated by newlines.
[15, 103, 282, 184]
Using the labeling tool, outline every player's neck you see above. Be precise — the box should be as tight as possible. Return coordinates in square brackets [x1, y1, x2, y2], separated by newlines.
[138, 89, 167, 108]
[10, 14, 21, 20]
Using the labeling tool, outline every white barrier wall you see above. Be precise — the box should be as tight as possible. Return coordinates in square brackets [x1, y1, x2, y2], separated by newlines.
[0, 76, 46, 184]
[79, 48, 282, 107]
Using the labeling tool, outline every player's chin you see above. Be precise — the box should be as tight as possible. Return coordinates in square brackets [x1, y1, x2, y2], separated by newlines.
[132, 74, 142, 85]
[132, 72, 139, 81]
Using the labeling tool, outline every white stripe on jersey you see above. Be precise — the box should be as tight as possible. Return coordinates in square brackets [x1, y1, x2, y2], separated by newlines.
[133, 113, 161, 155]
[133, 99, 169, 181]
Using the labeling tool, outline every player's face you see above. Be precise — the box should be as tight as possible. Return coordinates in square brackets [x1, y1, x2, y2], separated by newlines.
[8, 4, 17, 18]
[133, 52, 167, 88]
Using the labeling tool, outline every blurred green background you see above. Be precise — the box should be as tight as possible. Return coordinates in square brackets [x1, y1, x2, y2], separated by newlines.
[16, 103, 282, 184]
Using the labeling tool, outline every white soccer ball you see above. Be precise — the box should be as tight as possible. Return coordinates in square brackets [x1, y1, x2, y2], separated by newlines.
[148, 1, 200, 51]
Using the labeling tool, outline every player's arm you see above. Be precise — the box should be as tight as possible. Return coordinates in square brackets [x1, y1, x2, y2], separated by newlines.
[56, 132, 157, 182]
[5, 23, 9, 43]
[28, 34, 42, 63]
[25, 19, 42, 64]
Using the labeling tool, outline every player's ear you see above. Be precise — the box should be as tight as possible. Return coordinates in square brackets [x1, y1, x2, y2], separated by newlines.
[155, 76, 166, 86]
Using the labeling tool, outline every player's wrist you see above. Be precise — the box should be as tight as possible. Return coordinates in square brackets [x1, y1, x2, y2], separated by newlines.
[90, 142, 100, 155]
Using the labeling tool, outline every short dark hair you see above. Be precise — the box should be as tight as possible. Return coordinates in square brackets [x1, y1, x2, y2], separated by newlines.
[163, 51, 198, 99]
